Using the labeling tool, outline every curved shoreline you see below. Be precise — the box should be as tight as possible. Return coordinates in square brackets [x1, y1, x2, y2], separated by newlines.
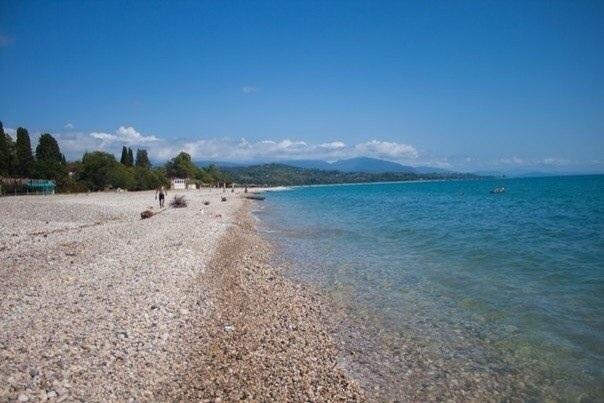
[0, 191, 362, 401]
[164, 199, 363, 400]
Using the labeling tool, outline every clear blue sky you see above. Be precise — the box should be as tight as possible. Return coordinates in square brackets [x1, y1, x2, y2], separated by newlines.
[0, 0, 602, 172]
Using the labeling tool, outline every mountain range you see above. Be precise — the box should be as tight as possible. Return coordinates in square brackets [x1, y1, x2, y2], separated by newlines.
[196, 157, 452, 175]
[224, 163, 477, 186]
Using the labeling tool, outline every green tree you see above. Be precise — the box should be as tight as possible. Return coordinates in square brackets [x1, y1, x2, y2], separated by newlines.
[5, 130, 18, 176]
[165, 152, 198, 178]
[79, 151, 120, 190]
[135, 149, 151, 168]
[33, 159, 68, 182]
[204, 163, 226, 184]
[16, 127, 34, 177]
[107, 163, 135, 189]
[35, 133, 64, 162]
[127, 148, 134, 166]
[120, 146, 128, 165]
[0, 121, 10, 176]
[33, 133, 68, 184]
[133, 166, 168, 190]
[195, 168, 214, 184]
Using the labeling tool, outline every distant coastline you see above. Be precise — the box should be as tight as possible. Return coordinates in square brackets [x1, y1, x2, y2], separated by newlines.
[224, 162, 481, 187]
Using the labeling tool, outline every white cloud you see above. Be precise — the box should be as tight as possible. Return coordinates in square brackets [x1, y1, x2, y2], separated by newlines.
[89, 126, 159, 146]
[52, 132, 104, 156]
[64, 123, 74, 130]
[12, 124, 599, 173]
[258, 139, 309, 154]
[354, 140, 418, 160]
[43, 125, 424, 164]
[4, 127, 16, 138]
[320, 141, 346, 150]
[89, 132, 115, 142]
[153, 137, 419, 163]
[497, 156, 572, 167]
[242, 85, 259, 94]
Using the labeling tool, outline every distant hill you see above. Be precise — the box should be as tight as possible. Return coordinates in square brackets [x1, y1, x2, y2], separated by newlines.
[194, 160, 247, 168]
[331, 157, 415, 173]
[277, 159, 335, 171]
[178, 157, 452, 175]
[225, 163, 479, 186]
[282, 157, 450, 174]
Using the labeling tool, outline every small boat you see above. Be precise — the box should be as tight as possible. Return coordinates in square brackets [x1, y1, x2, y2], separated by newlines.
[490, 187, 506, 194]
[246, 195, 265, 201]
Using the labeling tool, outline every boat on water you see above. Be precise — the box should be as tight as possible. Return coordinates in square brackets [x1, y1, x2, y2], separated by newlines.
[490, 187, 506, 194]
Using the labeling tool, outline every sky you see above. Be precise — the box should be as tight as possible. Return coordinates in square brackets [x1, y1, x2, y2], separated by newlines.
[0, 0, 603, 173]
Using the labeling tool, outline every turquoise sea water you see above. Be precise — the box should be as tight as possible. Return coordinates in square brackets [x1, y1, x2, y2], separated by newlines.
[256, 176, 603, 400]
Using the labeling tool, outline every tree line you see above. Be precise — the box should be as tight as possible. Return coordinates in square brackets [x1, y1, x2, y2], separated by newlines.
[225, 163, 480, 186]
[0, 121, 228, 193]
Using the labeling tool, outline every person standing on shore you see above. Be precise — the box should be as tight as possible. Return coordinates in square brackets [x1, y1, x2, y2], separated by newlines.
[155, 186, 167, 208]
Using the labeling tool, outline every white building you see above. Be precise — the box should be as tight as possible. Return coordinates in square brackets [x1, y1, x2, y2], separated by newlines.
[171, 178, 187, 190]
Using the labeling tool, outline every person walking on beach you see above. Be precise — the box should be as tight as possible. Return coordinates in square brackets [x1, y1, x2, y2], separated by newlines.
[155, 186, 167, 208]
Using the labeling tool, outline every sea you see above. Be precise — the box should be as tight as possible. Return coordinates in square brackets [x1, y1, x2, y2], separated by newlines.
[254, 175, 603, 401]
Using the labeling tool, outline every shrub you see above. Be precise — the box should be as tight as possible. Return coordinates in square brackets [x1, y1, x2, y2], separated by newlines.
[170, 195, 187, 208]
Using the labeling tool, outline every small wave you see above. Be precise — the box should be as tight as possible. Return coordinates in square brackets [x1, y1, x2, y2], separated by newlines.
[263, 186, 292, 192]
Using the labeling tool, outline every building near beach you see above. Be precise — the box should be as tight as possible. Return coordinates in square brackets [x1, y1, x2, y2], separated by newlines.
[25, 179, 56, 194]
[0, 178, 56, 195]
[171, 178, 187, 190]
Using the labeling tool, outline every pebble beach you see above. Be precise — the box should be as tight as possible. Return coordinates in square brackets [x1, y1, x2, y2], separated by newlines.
[0, 190, 361, 401]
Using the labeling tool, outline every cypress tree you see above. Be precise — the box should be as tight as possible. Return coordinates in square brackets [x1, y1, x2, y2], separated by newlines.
[16, 127, 34, 177]
[120, 146, 128, 165]
[0, 121, 10, 176]
[34, 133, 67, 181]
[6, 130, 17, 176]
[35, 133, 63, 162]
[135, 149, 151, 168]
[127, 148, 134, 166]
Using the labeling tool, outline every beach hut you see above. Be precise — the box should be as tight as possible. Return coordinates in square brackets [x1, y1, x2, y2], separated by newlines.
[25, 179, 56, 195]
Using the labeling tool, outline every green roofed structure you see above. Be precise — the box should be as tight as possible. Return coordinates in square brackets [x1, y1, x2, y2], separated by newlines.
[25, 179, 56, 194]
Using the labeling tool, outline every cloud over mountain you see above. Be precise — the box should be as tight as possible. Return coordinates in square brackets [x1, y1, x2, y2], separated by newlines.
[5, 124, 595, 173]
[40, 125, 419, 164]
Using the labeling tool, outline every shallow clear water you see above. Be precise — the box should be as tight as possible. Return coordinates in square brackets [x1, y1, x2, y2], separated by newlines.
[256, 176, 604, 400]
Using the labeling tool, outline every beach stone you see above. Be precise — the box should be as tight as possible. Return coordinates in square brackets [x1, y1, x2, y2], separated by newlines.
[0, 189, 363, 402]
[55, 386, 68, 396]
